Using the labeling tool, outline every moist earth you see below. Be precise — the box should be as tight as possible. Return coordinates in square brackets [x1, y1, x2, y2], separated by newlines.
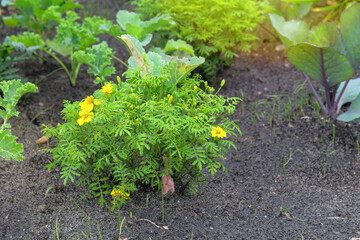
[1, 1, 360, 240]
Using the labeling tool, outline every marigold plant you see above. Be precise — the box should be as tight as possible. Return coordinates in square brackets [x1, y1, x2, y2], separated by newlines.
[43, 69, 241, 209]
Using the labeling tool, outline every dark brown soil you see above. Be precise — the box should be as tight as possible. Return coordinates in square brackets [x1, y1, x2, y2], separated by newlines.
[2, 1, 360, 240]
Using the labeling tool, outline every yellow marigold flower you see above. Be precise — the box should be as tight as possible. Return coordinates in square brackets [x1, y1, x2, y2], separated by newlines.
[211, 126, 226, 139]
[77, 112, 94, 126]
[79, 96, 94, 112]
[101, 83, 113, 94]
[111, 188, 130, 200]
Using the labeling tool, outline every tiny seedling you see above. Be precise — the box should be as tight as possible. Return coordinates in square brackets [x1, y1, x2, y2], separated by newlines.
[283, 149, 301, 182]
[118, 212, 126, 239]
[280, 204, 289, 216]
[146, 193, 149, 208]
[323, 150, 337, 174]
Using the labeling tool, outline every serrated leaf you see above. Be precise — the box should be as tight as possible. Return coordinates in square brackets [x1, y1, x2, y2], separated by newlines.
[72, 51, 94, 65]
[0, 79, 38, 107]
[0, 130, 24, 161]
[8, 32, 44, 49]
[74, 42, 115, 79]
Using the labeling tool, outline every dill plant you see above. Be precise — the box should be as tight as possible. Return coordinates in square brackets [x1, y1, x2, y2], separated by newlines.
[132, 0, 271, 80]
[43, 70, 241, 209]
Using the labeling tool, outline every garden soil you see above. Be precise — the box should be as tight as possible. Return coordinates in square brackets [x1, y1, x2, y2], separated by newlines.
[2, 1, 360, 240]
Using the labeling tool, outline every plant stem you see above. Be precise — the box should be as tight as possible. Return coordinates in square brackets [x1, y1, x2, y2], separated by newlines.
[320, 49, 332, 113]
[304, 73, 328, 114]
[335, 79, 350, 114]
[42, 48, 74, 86]
[111, 55, 128, 67]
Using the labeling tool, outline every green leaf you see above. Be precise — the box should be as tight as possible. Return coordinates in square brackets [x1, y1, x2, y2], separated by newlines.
[269, 13, 309, 47]
[77, 42, 116, 80]
[0, 80, 38, 120]
[72, 51, 94, 65]
[141, 14, 175, 37]
[118, 34, 147, 75]
[8, 32, 44, 48]
[146, 52, 167, 76]
[0, 130, 24, 161]
[340, 3, 360, 68]
[306, 23, 347, 57]
[287, 43, 354, 87]
[166, 56, 205, 85]
[336, 78, 360, 108]
[2, 16, 19, 27]
[337, 93, 360, 122]
[45, 39, 71, 57]
[116, 10, 142, 31]
[164, 39, 195, 56]
[285, 3, 312, 19]
[116, 10, 174, 42]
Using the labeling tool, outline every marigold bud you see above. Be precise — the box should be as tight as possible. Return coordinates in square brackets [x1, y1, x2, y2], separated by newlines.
[221, 79, 225, 87]
[131, 93, 136, 99]
[117, 76, 121, 83]
[168, 95, 173, 104]
[194, 86, 198, 93]
[142, 52, 146, 61]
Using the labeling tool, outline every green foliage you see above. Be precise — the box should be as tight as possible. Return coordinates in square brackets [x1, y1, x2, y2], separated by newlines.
[43, 55, 240, 208]
[1, 0, 82, 34]
[5, 10, 114, 86]
[72, 42, 116, 82]
[45, 13, 113, 85]
[0, 32, 43, 82]
[0, 80, 38, 161]
[269, 0, 313, 20]
[132, 0, 271, 80]
[115, 10, 175, 46]
[270, 3, 360, 121]
[311, 0, 360, 22]
[119, 34, 204, 83]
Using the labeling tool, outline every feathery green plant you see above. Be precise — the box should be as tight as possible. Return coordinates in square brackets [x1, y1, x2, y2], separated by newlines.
[43, 35, 241, 209]
[132, 0, 272, 80]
